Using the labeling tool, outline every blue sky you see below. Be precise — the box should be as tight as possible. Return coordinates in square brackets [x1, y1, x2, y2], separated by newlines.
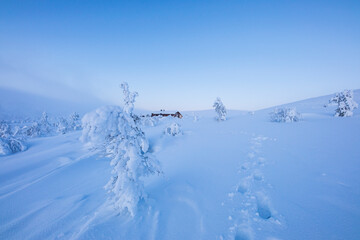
[0, 0, 359, 111]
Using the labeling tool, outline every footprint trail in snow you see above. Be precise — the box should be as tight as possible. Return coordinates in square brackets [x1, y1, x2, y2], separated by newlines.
[224, 135, 283, 240]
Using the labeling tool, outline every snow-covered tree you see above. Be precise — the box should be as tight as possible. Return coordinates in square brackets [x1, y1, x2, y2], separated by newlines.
[68, 112, 82, 131]
[54, 112, 82, 134]
[40, 112, 52, 135]
[21, 112, 54, 137]
[23, 122, 42, 137]
[121, 82, 138, 115]
[0, 122, 11, 137]
[164, 123, 181, 136]
[57, 117, 69, 134]
[81, 82, 161, 217]
[213, 97, 227, 121]
[328, 90, 358, 117]
[270, 107, 301, 123]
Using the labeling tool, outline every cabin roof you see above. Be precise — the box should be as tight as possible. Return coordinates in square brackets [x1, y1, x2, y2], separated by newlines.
[152, 111, 181, 114]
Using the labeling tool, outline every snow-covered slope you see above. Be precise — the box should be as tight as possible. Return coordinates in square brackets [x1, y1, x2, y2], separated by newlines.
[0, 87, 104, 120]
[0, 90, 359, 239]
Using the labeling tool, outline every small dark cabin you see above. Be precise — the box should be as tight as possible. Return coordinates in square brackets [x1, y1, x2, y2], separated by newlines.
[151, 111, 183, 119]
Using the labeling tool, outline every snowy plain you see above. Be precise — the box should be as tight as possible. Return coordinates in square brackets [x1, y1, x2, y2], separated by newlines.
[0, 90, 360, 240]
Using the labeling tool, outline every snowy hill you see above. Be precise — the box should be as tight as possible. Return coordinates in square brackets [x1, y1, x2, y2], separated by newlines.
[0, 87, 104, 120]
[260, 89, 360, 115]
[0, 90, 360, 239]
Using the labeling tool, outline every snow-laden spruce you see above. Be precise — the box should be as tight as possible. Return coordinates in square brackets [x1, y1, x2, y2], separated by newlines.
[81, 82, 161, 217]
[270, 107, 301, 122]
[213, 97, 227, 121]
[328, 89, 358, 117]
[164, 123, 181, 136]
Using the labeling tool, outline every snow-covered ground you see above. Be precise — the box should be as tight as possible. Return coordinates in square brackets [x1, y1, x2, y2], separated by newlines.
[1, 90, 360, 239]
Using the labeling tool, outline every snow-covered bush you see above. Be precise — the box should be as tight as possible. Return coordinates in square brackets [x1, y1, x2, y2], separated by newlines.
[213, 97, 227, 121]
[68, 112, 82, 130]
[0, 122, 27, 156]
[21, 112, 54, 137]
[0, 137, 27, 156]
[0, 111, 82, 155]
[81, 105, 124, 149]
[141, 116, 158, 127]
[0, 122, 11, 137]
[270, 108, 301, 123]
[81, 82, 161, 217]
[164, 123, 181, 136]
[56, 112, 82, 134]
[12, 125, 22, 137]
[191, 112, 199, 122]
[23, 122, 41, 137]
[328, 90, 358, 117]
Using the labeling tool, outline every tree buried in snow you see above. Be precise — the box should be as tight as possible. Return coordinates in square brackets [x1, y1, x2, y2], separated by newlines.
[328, 90, 358, 117]
[270, 107, 301, 123]
[213, 97, 227, 121]
[81, 82, 161, 217]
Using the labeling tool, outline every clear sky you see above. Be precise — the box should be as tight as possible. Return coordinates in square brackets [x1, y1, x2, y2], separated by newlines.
[0, 0, 359, 111]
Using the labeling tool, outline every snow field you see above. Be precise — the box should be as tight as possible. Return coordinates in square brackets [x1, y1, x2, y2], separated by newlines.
[0, 90, 360, 239]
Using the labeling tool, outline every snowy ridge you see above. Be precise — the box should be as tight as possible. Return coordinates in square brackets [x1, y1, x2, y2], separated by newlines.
[258, 89, 360, 114]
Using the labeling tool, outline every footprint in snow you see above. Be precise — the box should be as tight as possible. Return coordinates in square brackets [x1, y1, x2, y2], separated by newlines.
[233, 224, 254, 240]
[252, 171, 264, 182]
[256, 193, 272, 220]
[236, 180, 249, 194]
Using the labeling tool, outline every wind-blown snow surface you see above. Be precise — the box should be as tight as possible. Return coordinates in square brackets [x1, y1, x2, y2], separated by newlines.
[1, 91, 360, 239]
